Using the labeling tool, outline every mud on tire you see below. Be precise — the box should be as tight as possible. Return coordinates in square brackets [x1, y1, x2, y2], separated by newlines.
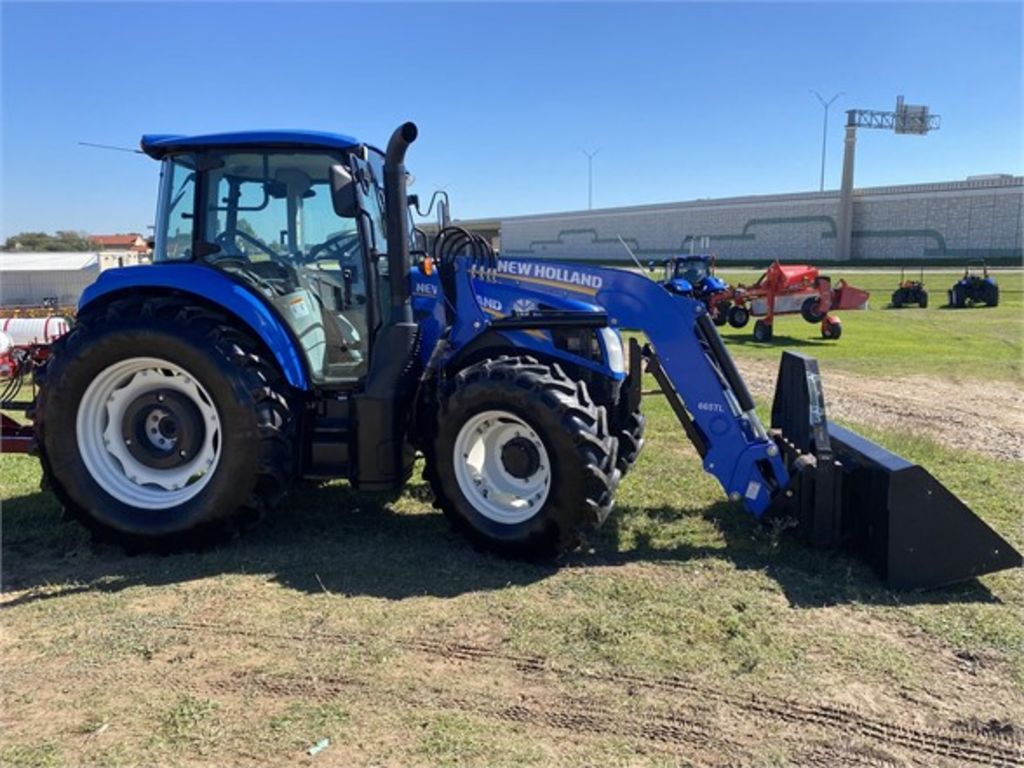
[34, 296, 296, 550]
[424, 356, 619, 559]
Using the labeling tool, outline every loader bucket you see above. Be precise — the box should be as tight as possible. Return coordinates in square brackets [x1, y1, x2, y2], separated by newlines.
[769, 351, 1021, 589]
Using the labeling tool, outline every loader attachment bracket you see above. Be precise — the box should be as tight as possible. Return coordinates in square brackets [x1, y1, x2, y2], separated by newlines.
[769, 351, 1021, 589]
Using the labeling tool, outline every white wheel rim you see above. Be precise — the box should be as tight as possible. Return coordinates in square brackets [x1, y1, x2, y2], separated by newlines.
[75, 357, 222, 510]
[452, 410, 551, 525]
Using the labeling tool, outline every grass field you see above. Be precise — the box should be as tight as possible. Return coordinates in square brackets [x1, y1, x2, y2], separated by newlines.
[711, 268, 1024, 382]
[1, 268, 1022, 766]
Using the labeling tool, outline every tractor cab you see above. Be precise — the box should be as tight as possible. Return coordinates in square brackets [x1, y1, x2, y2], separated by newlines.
[144, 131, 391, 385]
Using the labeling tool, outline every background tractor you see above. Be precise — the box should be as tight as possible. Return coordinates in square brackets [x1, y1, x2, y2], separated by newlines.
[25, 123, 1019, 588]
[948, 262, 999, 308]
[655, 254, 732, 326]
[890, 267, 928, 308]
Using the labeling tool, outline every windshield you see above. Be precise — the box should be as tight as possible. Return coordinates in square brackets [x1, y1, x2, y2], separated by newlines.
[675, 258, 708, 283]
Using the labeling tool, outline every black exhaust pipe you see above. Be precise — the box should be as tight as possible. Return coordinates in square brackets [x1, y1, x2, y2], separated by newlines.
[383, 121, 418, 323]
[354, 122, 420, 491]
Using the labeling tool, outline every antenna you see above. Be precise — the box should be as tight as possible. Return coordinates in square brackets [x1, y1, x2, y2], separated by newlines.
[78, 141, 144, 155]
[617, 235, 646, 272]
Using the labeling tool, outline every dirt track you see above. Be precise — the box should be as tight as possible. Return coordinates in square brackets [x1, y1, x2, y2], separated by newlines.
[737, 359, 1024, 462]
[179, 619, 1024, 767]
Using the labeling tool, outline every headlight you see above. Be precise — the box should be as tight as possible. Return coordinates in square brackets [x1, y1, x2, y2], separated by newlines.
[599, 327, 625, 375]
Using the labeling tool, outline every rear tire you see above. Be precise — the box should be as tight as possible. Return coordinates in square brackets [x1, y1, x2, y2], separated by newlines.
[34, 297, 296, 550]
[424, 356, 618, 558]
[987, 285, 999, 307]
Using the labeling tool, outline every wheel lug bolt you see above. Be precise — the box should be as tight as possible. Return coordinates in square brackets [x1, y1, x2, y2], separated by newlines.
[179, 450, 186, 457]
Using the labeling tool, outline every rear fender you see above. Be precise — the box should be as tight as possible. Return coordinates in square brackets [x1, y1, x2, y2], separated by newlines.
[78, 264, 310, 390]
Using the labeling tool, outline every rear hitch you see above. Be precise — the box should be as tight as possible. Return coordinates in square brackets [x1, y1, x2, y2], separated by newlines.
[768, 351, 1021, 589]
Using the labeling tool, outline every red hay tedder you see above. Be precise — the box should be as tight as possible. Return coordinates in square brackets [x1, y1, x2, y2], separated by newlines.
[713, 262, 870, 342]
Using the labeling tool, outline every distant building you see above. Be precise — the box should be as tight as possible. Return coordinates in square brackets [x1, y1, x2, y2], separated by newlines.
[0, 252, 101, 308]
[90, 233, 149, 253]
[450, 175, 1023, 265]
[97, 250, 149, 269]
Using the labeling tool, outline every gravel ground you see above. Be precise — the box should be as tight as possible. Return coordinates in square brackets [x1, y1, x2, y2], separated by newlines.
[738, 358, 1024, 462]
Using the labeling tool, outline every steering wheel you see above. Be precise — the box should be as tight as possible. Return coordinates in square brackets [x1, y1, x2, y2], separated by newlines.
[308, 231, 361, 261]
[214, 229, 280, 261]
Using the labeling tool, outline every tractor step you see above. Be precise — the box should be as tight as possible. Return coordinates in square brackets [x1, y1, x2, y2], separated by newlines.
[768, 351, 1021, 589]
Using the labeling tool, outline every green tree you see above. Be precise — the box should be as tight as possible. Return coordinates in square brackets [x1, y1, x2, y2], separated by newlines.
[2, 230, 97, 251]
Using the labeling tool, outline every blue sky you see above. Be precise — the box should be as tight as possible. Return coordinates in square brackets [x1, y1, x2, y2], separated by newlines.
[2, 1, 1021, 237]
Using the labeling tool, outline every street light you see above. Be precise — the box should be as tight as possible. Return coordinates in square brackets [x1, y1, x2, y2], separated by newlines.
[582, 148, 601, 209]
[811, 90, 844, 191]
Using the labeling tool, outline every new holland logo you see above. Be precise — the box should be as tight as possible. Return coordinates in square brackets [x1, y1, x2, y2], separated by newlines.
[511, 298, 538, 315]
[497, 260, 603, 290]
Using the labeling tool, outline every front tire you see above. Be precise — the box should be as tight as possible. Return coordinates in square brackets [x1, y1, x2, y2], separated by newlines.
[35, 297, 295, 550]
[727, 305, 750, 329]
[425, 356, 618, 558]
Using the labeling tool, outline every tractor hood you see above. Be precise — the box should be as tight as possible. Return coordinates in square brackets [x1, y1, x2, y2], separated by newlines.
[411, 264, 604, 317]
[410, 260, 622, 379]
[667, 278, 694, 294]
[701, 275, 729, 293]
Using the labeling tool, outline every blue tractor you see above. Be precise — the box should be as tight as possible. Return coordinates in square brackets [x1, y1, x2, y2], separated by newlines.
[657, 255, 732, 325]
[31, 124, 1019, 587]
[947, 262, 999, 308]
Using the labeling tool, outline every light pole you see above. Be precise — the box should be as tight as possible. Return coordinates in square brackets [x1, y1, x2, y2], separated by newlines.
[582, 148, 601, 209]
[810, 90, 843, 191]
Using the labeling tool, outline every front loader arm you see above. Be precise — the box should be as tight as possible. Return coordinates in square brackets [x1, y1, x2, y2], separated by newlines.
[492, 260, 790, 517]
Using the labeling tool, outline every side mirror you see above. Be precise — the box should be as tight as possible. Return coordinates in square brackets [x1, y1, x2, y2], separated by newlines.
[647, 260, 656, 272]
[330, 164, 357, 218]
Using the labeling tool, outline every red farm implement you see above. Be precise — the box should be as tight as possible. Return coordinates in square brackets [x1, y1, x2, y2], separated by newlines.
[0, 316, 70, 454]
[714, 262, 869, 342]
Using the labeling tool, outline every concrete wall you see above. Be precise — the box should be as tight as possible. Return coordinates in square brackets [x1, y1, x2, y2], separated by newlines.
[495, 176, 1023, 264]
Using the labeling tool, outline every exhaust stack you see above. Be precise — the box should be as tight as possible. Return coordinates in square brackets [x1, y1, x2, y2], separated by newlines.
[770, 351, 1021, 589]
[383, 121, 418, 323]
